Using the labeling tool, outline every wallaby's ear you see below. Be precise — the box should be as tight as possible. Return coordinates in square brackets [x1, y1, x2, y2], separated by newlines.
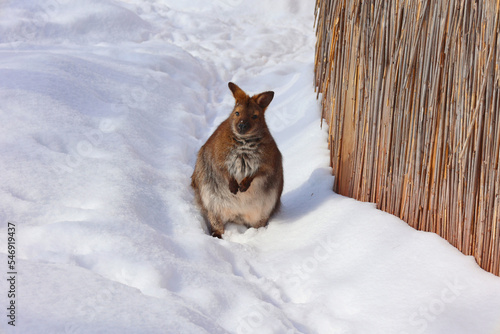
[228, 82, 247, 102]
[253, 91, 274, 110]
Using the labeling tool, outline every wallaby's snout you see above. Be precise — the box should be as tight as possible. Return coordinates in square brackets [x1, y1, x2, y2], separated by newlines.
[237, 120, 249, 134]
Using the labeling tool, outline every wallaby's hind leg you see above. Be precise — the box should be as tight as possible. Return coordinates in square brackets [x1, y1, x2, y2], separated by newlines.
[207, 211, 224, 238]
[254, 217, 269, 229]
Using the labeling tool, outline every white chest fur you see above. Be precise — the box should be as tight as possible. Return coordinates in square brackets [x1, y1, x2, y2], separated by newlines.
[225, 139, 261, 182]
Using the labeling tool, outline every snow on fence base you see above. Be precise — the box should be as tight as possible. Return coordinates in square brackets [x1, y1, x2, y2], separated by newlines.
[314, 0, 500, 276]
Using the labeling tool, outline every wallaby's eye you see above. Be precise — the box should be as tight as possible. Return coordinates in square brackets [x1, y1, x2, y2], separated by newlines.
[252, 115, 258, 119]
[235, 112, 240, 116]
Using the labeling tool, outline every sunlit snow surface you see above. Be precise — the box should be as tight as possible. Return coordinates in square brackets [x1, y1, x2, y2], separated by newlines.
[0, 0, 499, 333]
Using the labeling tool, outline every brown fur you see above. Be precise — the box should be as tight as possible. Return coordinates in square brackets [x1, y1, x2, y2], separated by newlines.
[191, 82, 284, 238]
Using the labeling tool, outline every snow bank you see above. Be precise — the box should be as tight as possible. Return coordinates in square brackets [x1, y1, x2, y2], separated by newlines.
[0, 0, 499, 333]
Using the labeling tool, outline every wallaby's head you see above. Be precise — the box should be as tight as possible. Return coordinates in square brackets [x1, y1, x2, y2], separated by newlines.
[228, 82, 274, 139]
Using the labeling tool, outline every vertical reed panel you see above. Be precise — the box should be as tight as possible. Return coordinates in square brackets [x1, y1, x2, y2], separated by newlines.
[314, 0, 500, 276]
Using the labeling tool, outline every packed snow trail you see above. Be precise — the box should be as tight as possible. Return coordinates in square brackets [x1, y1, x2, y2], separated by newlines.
[0, 0, 500, 333]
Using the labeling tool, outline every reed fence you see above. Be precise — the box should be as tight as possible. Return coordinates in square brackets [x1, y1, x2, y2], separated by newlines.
[314, 0, 500, 275]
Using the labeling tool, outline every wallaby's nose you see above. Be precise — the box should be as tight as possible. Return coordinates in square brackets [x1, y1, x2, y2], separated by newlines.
[238, 121, 248, 133]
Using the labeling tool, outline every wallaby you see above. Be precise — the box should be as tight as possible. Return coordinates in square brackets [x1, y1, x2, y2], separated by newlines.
[191, 82, 283, 238]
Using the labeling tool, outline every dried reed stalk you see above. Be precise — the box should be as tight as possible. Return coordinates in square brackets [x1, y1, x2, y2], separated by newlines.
[314, 0, 500, 276]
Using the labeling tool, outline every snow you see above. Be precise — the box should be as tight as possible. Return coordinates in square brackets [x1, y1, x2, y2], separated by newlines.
[0, 0, 499, 333]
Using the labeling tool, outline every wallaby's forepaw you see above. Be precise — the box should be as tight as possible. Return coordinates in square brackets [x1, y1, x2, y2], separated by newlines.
[239, 178, 252, 192]
[229, 178, 239, 194]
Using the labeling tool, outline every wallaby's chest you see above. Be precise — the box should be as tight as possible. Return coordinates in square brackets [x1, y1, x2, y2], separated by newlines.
[225, 140, 261, 181]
